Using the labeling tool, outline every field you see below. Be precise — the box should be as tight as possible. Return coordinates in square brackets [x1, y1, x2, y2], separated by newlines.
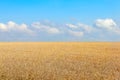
[0, 42, 120, 80]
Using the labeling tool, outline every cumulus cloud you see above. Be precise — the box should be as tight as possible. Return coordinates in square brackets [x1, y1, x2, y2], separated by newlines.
[32, 22, 61, 34]
[95, 19, 117, 29]
[66, 24, 78, 29]
[77, 23, 93, 33]
[66, 22, 94, 38]
[0, 23, 8, 31]
[0, 19, 120, 41]
[0, 21, 33, 34]
[46, 28, 60, 34]
[68, 30, 84, 37]
[95, 19, 120, 34]
[66, 22, 93, 33]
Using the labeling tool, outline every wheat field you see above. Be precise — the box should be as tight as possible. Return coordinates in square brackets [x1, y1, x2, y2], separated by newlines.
[0, 42, 120, 80]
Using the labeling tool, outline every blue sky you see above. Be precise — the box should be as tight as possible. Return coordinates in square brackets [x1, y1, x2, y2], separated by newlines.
[0, 0, 120, 41]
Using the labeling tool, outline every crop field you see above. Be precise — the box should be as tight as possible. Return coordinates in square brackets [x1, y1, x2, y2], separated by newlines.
[0, 42, 120, 80]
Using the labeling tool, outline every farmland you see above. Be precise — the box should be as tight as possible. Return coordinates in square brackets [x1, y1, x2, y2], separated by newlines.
[0, 42, 120, 80]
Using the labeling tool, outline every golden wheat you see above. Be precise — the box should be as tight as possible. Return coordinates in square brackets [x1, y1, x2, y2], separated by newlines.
[0, 42, 120, 80]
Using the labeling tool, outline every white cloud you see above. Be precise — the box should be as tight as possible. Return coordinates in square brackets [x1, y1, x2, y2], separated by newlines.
[7, 21, 16, 29]
[66, 22, 93, 37]
[0, 21, 33, 34]
[0, 23, 8, 31]
[1, 19, 120, 41]
[95, 19, 120, 34]
[32, 22, 61, 34]
[68, 30, 84, 37]
[46, 28, 60, 34]
[66, 24, 78, 29]
[66, 22, 93, 33]
[77, 23, 93, 33]
[18, 24, 34, 34]
[95, 19, 116, 30]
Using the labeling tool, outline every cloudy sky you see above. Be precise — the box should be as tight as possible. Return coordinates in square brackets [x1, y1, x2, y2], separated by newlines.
[0, 0, 120, 41]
